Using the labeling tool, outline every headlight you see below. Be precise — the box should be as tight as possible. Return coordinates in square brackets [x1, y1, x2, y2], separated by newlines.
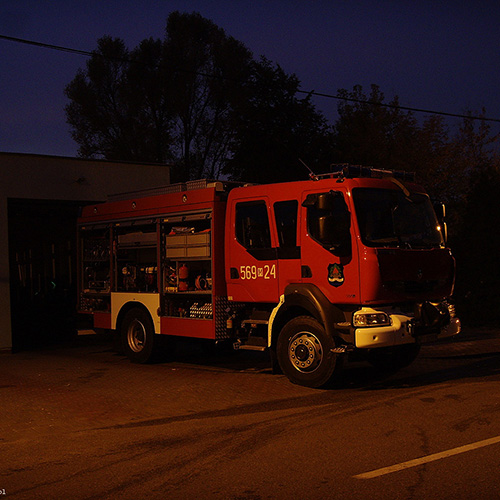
[353, 310, 391, 327]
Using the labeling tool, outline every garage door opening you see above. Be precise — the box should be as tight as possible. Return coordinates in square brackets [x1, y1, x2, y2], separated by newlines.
[8, 199, 91, 352]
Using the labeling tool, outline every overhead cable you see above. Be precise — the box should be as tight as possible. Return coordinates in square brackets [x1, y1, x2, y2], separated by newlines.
[1, 33, 499, 124]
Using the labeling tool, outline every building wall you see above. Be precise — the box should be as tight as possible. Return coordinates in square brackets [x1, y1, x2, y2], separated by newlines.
[0, 152, 171, 351]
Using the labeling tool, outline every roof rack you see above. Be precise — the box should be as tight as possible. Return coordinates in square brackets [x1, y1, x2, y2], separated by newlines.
[314, 164, 416, 183]
[108, 179, 246, 202]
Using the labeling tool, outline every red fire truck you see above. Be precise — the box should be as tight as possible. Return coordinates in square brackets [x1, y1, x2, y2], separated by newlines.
[77, 166, 460, 387]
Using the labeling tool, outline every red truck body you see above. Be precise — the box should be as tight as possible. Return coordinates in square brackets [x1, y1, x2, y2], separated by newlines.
[77, 168, 460, 387]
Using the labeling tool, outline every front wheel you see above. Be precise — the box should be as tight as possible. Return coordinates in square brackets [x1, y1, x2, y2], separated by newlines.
[121, 308, 157, 363]
[276, 316, 342, 388]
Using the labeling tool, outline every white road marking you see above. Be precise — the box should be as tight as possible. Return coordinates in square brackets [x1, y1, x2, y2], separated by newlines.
[354, 435, 500, 479]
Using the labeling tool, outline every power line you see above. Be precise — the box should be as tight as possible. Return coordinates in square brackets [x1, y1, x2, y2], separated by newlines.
[2, 33, 500, 124]
[296, 89, 500, 123]
[0, 34, 92, 57]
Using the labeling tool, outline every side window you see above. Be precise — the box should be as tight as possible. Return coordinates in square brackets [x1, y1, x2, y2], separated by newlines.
[274, 200, 298, 248]
[235, 201, 271, 249]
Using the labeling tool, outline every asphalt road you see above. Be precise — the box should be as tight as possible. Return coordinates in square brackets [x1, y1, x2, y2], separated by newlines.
[1, 327, 500, 500]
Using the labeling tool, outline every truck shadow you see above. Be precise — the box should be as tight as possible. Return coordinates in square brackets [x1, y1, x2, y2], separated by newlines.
[172, 344, 500, 393]
[344, 351, 500, 391]
[57, 332, 500, 391]
[165, 336, 500, 391]
[99, 349, 500, 432]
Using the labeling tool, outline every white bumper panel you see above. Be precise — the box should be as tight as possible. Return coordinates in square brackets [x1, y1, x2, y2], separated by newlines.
[355, 314, 413, 348]
[355, 313, 461, 349]
[111, 292, 160, 333]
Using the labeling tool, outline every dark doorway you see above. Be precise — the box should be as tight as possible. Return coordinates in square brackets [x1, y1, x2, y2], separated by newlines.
[8, 199, 85, 352]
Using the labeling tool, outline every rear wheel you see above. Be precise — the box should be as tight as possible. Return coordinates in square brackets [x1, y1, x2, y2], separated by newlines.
[121, 308, 157, 363]
[277, 316, 342, 388]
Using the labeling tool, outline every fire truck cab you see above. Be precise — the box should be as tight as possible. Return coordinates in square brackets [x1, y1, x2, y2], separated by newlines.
[78, 167, 460, 387]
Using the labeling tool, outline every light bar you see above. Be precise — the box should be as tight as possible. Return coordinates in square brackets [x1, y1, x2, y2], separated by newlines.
[326, 164, 416, 182]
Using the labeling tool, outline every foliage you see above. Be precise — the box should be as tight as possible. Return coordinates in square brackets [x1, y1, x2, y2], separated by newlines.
[332, 84, 500, 207]
[163, 11, 254, 181]
[332, 84, 418, 172]
[225, 57, 332, 183]
[453, 165, 500, 323]
[65, 36, 172, 163]
[65, 11, 330, 182]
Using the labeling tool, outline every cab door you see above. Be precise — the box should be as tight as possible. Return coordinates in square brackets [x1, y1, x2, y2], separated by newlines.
[226, 197, 280, 303]
[299, 188, 360, 304]
[273, 199, 302, 292]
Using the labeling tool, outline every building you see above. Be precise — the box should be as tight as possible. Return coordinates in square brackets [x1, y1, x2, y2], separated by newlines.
[0, 152, 170, 352]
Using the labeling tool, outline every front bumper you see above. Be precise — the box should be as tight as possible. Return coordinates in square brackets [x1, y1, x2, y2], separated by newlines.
[354, 305, 461, 349]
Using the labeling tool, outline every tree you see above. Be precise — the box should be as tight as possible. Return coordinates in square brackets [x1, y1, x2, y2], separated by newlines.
[126, 37, 173, 164]
[226, 57, 333, 183]
[65, 36, 172, 163]
[419, 112, 500, 226]
[332, 84, 418, 171]
[450, 110, 500, 192]
[65, 12, 254, 177]
[163, 11, 254, 181]
[65, 12, 255, 179]
[411, 115, 450, 196]
[453, 163, 500, 323]
[331, 87, 500, 207]
[65, 12, 332, 183]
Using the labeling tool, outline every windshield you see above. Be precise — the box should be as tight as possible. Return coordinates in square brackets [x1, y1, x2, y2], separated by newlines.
[353, 188, 443, 249]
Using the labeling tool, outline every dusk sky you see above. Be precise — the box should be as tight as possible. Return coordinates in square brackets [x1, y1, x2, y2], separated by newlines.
[1, 0, 500, 158]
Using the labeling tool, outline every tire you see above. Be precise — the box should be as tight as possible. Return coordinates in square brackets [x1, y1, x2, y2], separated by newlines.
[367, 343, 421, 372]
[121, 307, 157, 363]
[276, 316, 342, 388]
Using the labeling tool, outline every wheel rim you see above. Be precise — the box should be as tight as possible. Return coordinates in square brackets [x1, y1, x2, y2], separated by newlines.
[288, 331, 323, 373]
[127, 319, 146, 353]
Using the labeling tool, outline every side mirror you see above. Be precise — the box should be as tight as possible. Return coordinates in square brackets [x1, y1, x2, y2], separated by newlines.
[433, 201, 445, 220]
[303, 190, 339, 210]
[433, 201, 448, 243]
[316, 192, 336, 211]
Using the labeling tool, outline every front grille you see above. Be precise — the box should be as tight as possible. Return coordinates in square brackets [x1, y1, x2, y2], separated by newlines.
[384, 280, 438, 295]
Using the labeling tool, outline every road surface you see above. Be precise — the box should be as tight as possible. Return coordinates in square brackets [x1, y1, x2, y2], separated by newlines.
[1, 328, 500, 499]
